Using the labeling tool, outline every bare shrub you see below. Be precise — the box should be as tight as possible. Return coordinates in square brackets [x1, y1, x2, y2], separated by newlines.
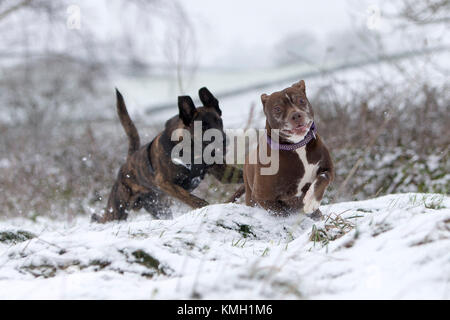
[0, 119, 162, 219]
[309, 70, 449, 201]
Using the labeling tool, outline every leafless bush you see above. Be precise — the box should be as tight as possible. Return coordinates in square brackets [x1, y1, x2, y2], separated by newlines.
[0, 57, 108, 126]
[0, 120, 162, 219]
[311, 76, 450, 153]
[385, 0, 450, 27]
[308, 63, 449, 201]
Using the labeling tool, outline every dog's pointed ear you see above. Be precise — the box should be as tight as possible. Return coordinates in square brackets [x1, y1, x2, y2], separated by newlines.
[199, 87, 221, 116]
[292, 80, 306, 92]
[178, 96, 197, 126]
[261, 93, 269, 105]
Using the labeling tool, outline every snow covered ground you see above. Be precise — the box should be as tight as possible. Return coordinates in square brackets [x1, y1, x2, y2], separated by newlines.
[0, 193, 449, 299]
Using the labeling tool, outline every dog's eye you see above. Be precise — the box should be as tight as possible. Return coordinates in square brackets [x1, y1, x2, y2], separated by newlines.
[273, 106, 282, 114]
[299, 98, 305, 105]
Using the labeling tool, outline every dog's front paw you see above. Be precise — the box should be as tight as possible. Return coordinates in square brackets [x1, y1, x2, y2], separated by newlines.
[303, 190, 320, 214]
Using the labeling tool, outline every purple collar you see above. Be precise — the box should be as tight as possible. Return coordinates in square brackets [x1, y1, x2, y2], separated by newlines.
[267, 122, 317, 151]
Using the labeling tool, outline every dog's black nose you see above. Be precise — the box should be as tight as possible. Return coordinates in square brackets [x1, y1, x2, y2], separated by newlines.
[291, 112, 302, 123]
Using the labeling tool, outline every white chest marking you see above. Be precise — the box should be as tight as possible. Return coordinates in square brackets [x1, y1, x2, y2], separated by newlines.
[295, 147, 319, 196]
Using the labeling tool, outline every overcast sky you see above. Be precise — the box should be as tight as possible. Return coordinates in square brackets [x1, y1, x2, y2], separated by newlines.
[81, 0, 381, 68]
[181, 0, 378, 67]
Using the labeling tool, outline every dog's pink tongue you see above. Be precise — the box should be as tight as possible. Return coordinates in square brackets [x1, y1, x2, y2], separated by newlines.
[293, 125, 307, 134]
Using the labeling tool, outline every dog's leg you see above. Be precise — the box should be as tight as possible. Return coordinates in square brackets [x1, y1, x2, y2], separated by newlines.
[257, 199, 295, 216]
[142, 190, 173, 219]
[302, 169, 333, 214]
[244, 172, 253, 206]
[245, 189, 253, 206]
[227, 185, 245, 203]
[283, 193, 305, 211]
[208, 163, 243, 184]
[92, 181, 130, 223]
[157, 180, 209, 209]
[106, 181, 131, 221]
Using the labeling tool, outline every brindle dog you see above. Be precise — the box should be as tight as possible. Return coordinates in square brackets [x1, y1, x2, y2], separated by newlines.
[92, 88, 242, 223]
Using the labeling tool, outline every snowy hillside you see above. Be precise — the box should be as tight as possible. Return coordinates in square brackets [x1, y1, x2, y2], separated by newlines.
[0, 193, 448, 299]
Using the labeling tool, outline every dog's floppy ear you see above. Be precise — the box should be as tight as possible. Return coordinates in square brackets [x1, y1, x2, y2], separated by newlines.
[198, 87, 221, 116]
[261, 94, 269, 105]
[292, 80, 306, 92]
[178, 96, 197, 126]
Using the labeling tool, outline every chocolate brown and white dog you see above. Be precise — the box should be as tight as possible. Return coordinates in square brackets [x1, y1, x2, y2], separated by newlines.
[92, 88, 242, 223]
[230, 80, 334, 217]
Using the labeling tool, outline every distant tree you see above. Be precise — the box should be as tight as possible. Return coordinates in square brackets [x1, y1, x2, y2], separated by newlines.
[387, 0, 449, 26]
[0, 0, 196, 125]
[324, 28, 381, 63]
[273, 31, 323, 66]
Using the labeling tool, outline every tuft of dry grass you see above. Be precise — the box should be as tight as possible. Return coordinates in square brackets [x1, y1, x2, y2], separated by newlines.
[309, 212, 360, 247]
